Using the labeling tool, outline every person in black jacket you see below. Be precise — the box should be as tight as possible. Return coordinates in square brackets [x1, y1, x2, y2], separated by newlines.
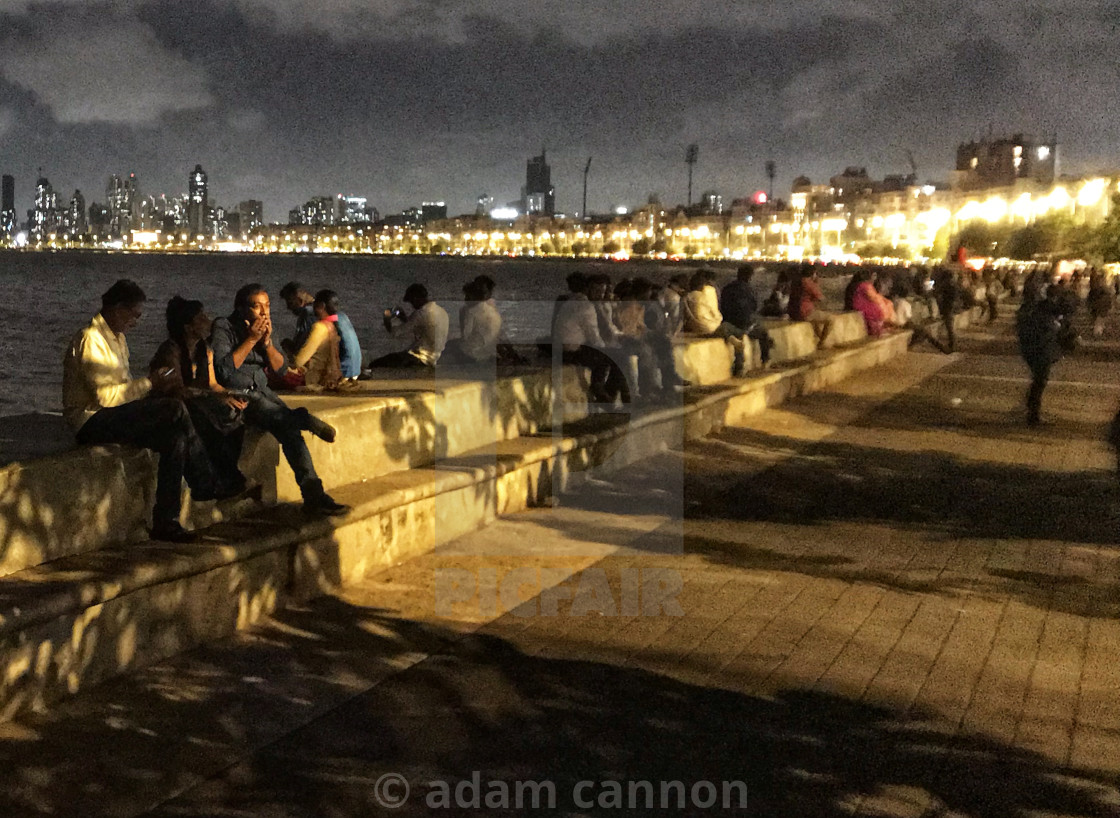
[1017, 289, 1069, 426]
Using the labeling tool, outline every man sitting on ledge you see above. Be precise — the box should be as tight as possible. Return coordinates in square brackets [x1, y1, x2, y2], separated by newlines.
[369, 283, 449, 369]
[63, 279, 240, 543]
[211, 283, 348, 517]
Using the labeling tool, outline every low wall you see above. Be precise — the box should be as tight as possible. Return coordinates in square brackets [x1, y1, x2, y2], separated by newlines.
[0, 326, 915, 720]
[0, 367, 589, 578]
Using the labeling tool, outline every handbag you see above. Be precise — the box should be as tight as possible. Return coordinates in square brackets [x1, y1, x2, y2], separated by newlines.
[188, 391, 244, 435]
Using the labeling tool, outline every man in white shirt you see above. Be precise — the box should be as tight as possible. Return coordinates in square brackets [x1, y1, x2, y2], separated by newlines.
[370, 283, 450, 369]
[682, 270, 747, 376]
[63, 279, 235, 543]
[551, 274, 630, 404]
[444, 278, 503, 363]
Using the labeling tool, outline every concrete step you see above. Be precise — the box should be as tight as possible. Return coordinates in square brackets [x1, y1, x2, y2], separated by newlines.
[0, 367, 589, 578]
[0, 329, 911, 721]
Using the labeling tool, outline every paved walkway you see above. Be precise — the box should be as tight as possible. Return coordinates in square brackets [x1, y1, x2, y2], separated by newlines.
[1, 310, 1119, 817]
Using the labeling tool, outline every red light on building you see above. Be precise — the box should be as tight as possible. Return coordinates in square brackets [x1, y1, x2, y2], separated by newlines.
[753, 191, 768, 205]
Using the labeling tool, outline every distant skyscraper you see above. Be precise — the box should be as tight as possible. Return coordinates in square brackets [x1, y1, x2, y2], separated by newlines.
[237, 200, 264, 235]
[476, 194, 494, 217]
[523, 150, 555, 216]
[107, 173, 136, 237]
[67, 190, 87, 236]
[32, 174, 59, 239]
[1, 175, 14, 235]
[421, 201, 447, 222]
[337, 195, 372, 224]
[188, 164, 208, 236]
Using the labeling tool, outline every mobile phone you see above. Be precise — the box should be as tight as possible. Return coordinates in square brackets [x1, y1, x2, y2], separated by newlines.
[159, 367, 175, 378]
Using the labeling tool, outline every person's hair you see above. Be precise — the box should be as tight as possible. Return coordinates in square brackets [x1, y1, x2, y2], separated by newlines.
[737, 264, 755, 282]
[234, 283, 266, 314]
[166, 295, 204, 339]
[473, 275, 496, 298]
[566, 271, 588, 293]
[314, 288, 339, 315]
[587, 273, 612, 288]
[631, 277, 655, 300]
[613, 278, 633, 300]
[404, 283, 428, 303]
[102, 279, 145, 310]
[687, 270, 707, 291]
[279, 281, 303, 300]
[463, 279, 485, 301]
[669, 273, 690, 290]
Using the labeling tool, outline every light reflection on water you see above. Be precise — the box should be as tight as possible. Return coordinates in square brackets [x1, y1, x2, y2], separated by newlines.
[0, 252, 846, 416]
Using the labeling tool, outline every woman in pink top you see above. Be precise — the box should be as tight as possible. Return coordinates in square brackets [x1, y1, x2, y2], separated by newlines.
[850, 270, 885, 337]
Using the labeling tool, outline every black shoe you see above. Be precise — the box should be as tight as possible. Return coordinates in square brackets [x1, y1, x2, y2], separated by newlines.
[303, 493, 350, 517]
[150, 522, 199, 543]
[305, 415, 337, 443]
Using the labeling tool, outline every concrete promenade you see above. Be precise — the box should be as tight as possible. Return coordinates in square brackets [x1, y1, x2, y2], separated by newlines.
[1, 310, 1119, 816]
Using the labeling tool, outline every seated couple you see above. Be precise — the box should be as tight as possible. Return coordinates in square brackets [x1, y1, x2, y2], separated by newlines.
[278, 283, 361, 388]
[64, 280, 348, 543]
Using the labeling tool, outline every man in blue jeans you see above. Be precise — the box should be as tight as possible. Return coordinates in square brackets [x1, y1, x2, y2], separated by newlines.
[211, 283, 348, 516]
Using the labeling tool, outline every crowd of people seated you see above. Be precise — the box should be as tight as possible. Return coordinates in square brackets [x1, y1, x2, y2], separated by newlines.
[68, 263, 1013, 543]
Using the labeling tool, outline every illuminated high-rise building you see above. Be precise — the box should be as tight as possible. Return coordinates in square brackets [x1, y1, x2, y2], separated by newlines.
[523, 150, 555, 216]
[187, 164, 208, 236]
[1, 175, 14, 235]
[107, 173, 136, 237]
[237, 200, 263, 235]
[421, 201, 447, 222]
[337, 195, 372, 224]
[67, 190, 87, 236]
[31, 174, 59, 239]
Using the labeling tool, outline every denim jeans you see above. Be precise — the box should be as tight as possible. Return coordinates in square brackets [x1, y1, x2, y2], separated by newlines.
[77, 396, 217, 528]
[244, 390, 321, 497]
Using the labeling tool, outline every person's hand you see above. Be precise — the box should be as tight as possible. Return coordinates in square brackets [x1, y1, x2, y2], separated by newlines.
[261, 314, 273, 345]
[220, 393, 248, 411]
[247, 314, 268, 343]
[151, 367, 182, 393]
[383, 309, 394, 333]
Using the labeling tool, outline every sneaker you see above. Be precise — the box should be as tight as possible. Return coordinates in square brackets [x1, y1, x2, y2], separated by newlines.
[305, 414, 337, 443]
[303, 492, 350, 517]
[150, 522, 199, 543]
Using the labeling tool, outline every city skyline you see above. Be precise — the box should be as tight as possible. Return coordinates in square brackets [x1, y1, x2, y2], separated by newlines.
[1, 2, 1118, 220]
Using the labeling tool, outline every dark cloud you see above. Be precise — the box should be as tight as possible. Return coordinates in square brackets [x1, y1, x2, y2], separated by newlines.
[0, 0, 1116, 218]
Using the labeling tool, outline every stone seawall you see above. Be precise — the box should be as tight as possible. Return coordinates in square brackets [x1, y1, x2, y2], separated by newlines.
[0, 306, 984, 719]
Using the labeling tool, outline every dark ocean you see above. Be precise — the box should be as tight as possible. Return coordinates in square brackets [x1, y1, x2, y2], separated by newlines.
[0, 252, 847, 417]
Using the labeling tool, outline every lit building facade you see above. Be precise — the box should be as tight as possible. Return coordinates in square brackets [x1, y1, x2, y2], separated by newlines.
[187, 165, 208, 236]
[1, 175, 14, 235]
[523, 151, 555, 216]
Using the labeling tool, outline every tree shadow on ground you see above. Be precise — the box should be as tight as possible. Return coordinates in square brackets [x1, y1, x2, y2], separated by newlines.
[687, 429, 1118, 548]
[122, 606, 1117, 818]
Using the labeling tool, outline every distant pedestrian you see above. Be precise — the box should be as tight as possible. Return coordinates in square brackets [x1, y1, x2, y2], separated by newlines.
[1017, 288, 1071, 426]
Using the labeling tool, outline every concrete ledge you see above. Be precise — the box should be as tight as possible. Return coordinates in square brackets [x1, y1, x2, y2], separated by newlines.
[0, 367, 589, 577]
[0, 328, 912, 720]
[674, 311, 870, 386]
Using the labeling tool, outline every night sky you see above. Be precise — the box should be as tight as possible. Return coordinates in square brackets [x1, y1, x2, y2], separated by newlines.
[0, 1, 1116, 221]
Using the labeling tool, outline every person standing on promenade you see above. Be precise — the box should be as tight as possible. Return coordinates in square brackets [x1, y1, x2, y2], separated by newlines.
[279, 282, 317, 359]
[370, 283, 449, 369]
[1017, 286, 1071, 426]
[211, 283, 348, 516]
[64, 279, 238, 543]
[721, 265, 774, 367]
[933, 266, 960, 352]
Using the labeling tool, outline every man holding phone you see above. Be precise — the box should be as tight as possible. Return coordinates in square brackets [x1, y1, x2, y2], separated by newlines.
[210, 283, 348, 516]
[64, 279, 238, 543]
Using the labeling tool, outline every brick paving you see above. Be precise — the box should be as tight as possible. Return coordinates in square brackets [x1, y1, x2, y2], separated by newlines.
[0, 310, 1119, 817]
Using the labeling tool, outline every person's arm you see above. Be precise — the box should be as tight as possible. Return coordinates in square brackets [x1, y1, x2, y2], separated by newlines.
[580, 301, 606, 348]
[292, 321, 328, 370]
[148, 341, 186, 397]
[79, 333, 151, 407]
